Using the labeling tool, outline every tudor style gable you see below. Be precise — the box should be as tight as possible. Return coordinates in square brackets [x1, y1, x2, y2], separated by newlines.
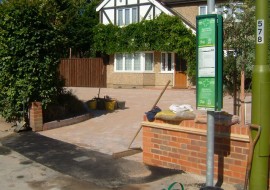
[96, 0, 173, 26]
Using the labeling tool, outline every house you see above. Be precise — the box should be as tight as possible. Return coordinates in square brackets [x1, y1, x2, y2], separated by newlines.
[96, 0, 226, 89]
[160, 0, 234, 25]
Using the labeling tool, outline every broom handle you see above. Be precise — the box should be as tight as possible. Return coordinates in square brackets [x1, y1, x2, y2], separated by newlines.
[128, 80, 171, 149]
[151, 80, 171, 110]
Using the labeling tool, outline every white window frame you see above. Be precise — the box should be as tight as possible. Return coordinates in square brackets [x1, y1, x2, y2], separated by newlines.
[161, 52, 174, 73]
[117, 7, 138, 26]
[114, 52, 154, 73]
[199, 6, 207, 15]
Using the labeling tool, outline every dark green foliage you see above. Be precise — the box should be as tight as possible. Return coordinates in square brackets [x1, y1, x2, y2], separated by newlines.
[0, 0, 66, 121]
[62, 0, 100, 57]
[223, 55, 238, 93]
[93, 14, 196, 82]
[222, 0, 255, 94]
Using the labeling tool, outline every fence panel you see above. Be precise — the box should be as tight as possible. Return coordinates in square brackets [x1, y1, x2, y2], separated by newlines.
[59, 58, 106, 87]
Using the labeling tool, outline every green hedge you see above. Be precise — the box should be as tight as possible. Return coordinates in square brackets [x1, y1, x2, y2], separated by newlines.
[0, 0, 65, 122]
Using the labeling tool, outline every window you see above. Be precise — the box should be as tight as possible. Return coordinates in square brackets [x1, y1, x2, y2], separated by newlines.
[117, 9, 123, 26]
[116, 54, 123, 70]
[125, 9, 130, 25]
[134, 53, 141, 71]
[115, 52, 153, 72]
[125, 54, 132, 70]
[132, 8, 137, 23]
[199, 6, 207, 15]
[145, 53, 153, 71]
[161, 53, 174, 72]
[117, 7, 138, 26]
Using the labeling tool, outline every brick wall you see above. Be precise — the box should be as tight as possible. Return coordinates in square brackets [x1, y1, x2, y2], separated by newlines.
[29, 102, 43, 132]
[142, 118, 251, 185]
[29, 101, 91, 131]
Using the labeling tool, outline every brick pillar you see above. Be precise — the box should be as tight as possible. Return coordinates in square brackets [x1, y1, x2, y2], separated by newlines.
[30, 102, 43, 131]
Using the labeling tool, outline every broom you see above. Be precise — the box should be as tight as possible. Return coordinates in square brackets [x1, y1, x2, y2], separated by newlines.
[112, 80, 171, 158]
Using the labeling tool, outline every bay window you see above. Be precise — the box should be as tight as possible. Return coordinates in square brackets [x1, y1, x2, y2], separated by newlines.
[115, 52, 153, 72]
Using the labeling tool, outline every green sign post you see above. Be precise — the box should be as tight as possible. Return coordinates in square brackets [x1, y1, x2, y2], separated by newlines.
[196, 14, 223, 111]
[196, 14, 223, 189]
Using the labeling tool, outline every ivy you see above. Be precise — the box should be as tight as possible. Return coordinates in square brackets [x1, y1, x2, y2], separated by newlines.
[93, 14, 196, 82]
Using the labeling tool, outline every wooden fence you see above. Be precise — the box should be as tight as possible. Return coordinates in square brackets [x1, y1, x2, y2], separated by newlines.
[59, 58, 106, 87]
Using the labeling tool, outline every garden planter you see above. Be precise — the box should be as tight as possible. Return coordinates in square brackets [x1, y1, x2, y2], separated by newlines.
[87, 99, 97, 110]
[105, 100, 116, 111]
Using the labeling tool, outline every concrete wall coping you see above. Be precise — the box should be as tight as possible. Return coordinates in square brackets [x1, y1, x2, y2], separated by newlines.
[141, 121, 249, 142]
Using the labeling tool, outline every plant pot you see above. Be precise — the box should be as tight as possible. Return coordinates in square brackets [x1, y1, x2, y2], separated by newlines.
[105, 100, 116, 111]
[117, 101, 126, 109]
[88, 100, 97, 110]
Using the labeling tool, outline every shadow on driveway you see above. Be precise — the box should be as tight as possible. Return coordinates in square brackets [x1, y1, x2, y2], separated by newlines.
[1, 132, 183, 189]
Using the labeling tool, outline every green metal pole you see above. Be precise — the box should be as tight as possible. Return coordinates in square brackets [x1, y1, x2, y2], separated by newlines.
[249, 0, 270, 189]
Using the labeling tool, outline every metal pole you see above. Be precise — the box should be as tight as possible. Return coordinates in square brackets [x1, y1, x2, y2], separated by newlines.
[207, 0, 215, 14]
[249, 0, 270, 188]
[206, 110, 215, 186]
[205, 0, 215, 187]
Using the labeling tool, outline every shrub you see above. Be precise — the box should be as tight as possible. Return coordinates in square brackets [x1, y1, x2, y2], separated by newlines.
[43, 89, 87, 123]
[0, 0, 66, 122]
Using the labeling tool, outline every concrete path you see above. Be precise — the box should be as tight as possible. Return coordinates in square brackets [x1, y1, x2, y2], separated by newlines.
[2, 132, 187, 189]
[0, 140, 109, 190]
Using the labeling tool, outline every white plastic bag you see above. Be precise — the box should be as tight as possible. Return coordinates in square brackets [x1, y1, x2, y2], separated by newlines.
[169, 104, 193, 113]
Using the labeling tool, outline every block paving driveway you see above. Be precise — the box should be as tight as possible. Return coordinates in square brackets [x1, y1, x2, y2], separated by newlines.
[0, 87, 251, 190]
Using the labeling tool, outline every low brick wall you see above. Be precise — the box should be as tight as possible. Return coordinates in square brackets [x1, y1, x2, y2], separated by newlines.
[142, 118, 250, 185]
[29, 101, 91, 131]
[43, 113, 91, 130]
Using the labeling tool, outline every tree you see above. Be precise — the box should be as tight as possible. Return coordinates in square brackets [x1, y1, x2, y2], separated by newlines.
[222, 0, 255, 124]
[0, 0, 67, 122]
[222, 0, 255, 93]
[62, 0, 100, 57]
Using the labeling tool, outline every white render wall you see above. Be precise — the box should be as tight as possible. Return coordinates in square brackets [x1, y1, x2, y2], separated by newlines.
[99, 0, 172, 25]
